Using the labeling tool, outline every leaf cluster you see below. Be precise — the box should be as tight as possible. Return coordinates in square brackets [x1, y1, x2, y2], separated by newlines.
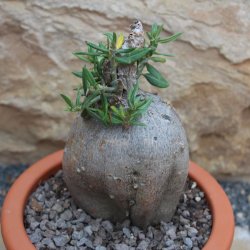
[61, 23, 181, 127]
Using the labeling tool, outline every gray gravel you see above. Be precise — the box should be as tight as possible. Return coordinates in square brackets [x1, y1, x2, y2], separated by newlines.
[220, 180, 250, 230]
[24, 171, 211, 249]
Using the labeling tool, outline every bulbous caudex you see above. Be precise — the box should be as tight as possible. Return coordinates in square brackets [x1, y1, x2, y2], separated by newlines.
[63, 20, 189, 228]
[63, 94, 189, 228]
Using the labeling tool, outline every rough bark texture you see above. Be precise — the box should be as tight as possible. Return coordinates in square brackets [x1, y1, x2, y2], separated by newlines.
[1, 1, 250, 177]
[63, 94, 189, 228]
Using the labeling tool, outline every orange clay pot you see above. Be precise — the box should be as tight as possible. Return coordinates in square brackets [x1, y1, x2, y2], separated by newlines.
[1, 150, 234, 250]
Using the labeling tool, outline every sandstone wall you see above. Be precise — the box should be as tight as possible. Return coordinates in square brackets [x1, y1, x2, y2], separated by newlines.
[0, 0, 250, 176]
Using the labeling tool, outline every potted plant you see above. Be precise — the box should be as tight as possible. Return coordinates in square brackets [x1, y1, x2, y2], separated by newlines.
[1, 20, 234, 250]
[62, 20, 189, 229]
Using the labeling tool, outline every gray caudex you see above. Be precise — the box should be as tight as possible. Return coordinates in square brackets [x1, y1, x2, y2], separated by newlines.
[63, 93, 189, 228]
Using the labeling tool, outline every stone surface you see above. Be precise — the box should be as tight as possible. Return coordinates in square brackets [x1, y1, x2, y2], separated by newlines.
[0, 1, 250, 176]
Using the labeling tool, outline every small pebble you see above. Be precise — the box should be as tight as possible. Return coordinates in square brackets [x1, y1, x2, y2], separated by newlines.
[24, 172, 212, 249]
[188, 227, 198, 237]
[184, 237, 193, 248]
[122, 227, 131, 238]
[195, 197, 201, 202]
[72, 230, 84, 240]
[102, 220, 114, 232]
[53, 234, 70, 247]
[115, 243, 129, 250]
[84, 225, 93, 235]
[61, 210, 73, 221]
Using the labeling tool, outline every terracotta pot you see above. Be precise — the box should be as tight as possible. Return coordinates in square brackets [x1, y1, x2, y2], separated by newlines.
[1, 150, 234, 250]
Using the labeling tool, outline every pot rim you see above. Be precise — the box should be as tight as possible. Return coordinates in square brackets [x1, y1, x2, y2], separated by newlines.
[1, 150, 234, 250]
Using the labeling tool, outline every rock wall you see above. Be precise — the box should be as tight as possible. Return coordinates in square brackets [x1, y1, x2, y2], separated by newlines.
[0, 0, 250, 176]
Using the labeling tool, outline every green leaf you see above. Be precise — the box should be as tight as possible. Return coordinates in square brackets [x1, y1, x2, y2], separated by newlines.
[88, 108, 108, 125]
[82, 67, 89, 94]
[75, 87, 82, 106]
[155, 24, 163, 38]
[110, 105, 120, 115]
[154, 51, 174, 57]
[146, 63, 165, 80]
[135, 97, 152, 111]
[149, 57, 166, 63]
[73, 51, 102, 56]
[151, 23, 158, 37]
[99, 42, 107, 50]
[104, 32, 113, 42]
[72, 71, 82, 78]
[159, 32, 182, 43]
[115, 48, 136, 54]
[115, 48, 151, 64]
[130, 121, 146, 126]
[60, 94, 73, 108]
[82, 91, 100, 109]
[82, 67, 97, 88]
[112, 32, 117, 48]
[73, 54, 92, 63]
[101, 93, 108, 117]
[96, 56, 105, 76]
[131, 83, 139, 106]
[143, 73, 169, 88]
[86, 42, 109, 53]
[144, 64, 169, 88]
[127, 82, 139, 108]
[110, 116, 123, 125]
[146, 31, 153, 40]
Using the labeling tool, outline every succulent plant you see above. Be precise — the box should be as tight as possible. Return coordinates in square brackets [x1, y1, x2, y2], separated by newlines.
[61, 20, 181, 127]
[63, 20, 189, 228]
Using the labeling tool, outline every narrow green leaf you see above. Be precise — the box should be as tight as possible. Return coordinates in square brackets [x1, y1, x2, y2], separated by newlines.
[75, 88, 82, 106]
[130, 121, 146, 126]
[127, 82, 139, 108]
[146, 31, 153, 40]
[154, 51, 174, 57]
[101, 94, 108, 116]
[110, 106, 120, 115]
[146, 63, 165, 80]
[73, 51, 102, 56]
[115, 48, 151, 64]
[82, 91, 100, 109]
[104, 32, 113, 42]
[86, 42, 109, 53]
[159, 32, 182, 43]
[82, 67, 97, 87]
[88, 108, 108, 125]
[128, 47, 151, 56]
[72, 71, 82, 78]
[99, 42, 107, 50]
[143, 73, 169, 88]
[151, 23, 158, 37]
[110, 116, 123, 125]
[118, 106, 126, 119]
[135, 98, 152, 111]
[73, 54, 92, 63]
[149, 57, 166, 63]
[60, 94, 73, 108]
[82, 67, 88, 94]
[131, 82, 139, 106]
[155, 24, 163, 38]
[112, 32, 117, 48]
[115, 48, 136, 54]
